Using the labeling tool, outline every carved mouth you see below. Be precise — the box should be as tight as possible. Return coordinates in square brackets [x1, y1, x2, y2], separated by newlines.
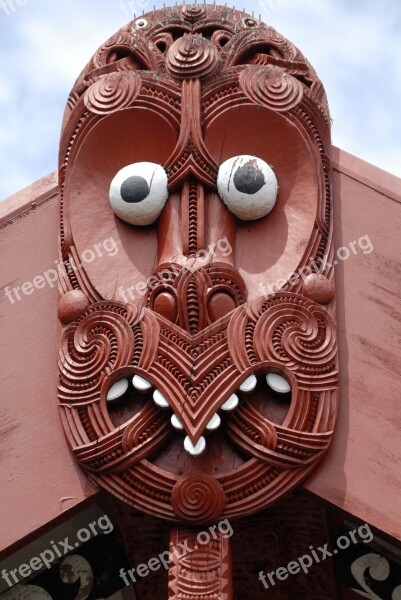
[105, 370, 292, 456]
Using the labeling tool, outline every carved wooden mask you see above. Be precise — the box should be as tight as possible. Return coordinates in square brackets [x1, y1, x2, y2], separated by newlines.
[58, 5, 338, 525]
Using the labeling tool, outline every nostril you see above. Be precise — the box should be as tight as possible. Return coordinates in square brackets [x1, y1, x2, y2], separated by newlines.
[153, 291, 177, 322]
[208, 291, 236, 321]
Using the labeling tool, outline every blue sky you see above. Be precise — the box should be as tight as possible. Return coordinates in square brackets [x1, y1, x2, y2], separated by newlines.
[0, 0, 400, 200]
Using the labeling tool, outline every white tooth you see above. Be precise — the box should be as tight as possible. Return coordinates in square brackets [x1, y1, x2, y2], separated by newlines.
[171, 414, 184, 430]
[153, 390, 170, 408]
[206, 413, 221, 430]
[184, 436, 206, 456]
[132, 375, 152, 392]
[221, 394, 239, 411]
[107, 378, 129, 402]
[266, 373, 291, 394]
[239, 374, 257, 393]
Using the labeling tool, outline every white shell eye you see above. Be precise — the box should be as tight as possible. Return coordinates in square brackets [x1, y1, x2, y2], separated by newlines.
[109, 162, 168, 226]
[217, 155, 278, 221]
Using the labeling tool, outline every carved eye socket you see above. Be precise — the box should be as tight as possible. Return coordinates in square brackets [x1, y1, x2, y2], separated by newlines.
[109, 162, 168, 226]
[217, 155, 278, 221]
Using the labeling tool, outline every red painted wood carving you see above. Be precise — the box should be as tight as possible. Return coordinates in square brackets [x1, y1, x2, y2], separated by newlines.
[169, 528, 232, 600]
[58, 4, 338, 534]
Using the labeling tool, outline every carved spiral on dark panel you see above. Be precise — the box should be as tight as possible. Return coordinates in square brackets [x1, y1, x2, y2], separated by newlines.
[166, 35, 220, 80]
[240, 66, 303, 112]
[58, 303, 136, 403]
[253, 294, 336, 370]
[172, 475, 226, 523]
[84, 73, 140, 115]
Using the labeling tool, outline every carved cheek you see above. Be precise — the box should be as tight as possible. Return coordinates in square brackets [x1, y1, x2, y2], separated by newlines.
[64, 108, 178, 303]
[204, 104, 319, 300]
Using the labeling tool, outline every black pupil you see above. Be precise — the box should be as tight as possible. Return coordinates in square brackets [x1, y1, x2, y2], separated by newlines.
[233, 162, 265, 194]
[120, 176, 150, 203]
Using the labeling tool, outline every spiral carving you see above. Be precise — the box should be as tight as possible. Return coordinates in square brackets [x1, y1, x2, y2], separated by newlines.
[93, 33, 131, 68]
[240, 66, 303, 112]
[59, 4, 336, 526]
[172, 475, 226, 523]
[268, 28, 298, 60]
[181, 4, 206, 22]
[166, 35, 220, 80]
[253, 295, 336, 371]
[58, 302, 136, 404]
[84, 73, 140, 115]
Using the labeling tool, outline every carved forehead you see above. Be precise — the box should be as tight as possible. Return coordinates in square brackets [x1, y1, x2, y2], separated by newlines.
[61, 4, 329, 141]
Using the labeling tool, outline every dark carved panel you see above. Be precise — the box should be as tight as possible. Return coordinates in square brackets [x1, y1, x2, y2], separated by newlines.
[231, 491, 342, 600]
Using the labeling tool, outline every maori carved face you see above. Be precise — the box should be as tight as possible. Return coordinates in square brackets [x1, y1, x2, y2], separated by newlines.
[58, 5, 338, 525]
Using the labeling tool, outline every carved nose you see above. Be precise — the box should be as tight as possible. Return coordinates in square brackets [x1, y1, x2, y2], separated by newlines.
[156, 179, 237, 268]
[147, 180, 246, 332]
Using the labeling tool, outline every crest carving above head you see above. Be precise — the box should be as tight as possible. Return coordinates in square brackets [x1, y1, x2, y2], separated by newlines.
[57, 4, 338, 526]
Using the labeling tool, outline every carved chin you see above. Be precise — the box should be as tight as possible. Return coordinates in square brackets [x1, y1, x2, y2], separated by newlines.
[58, 291, 337, 522]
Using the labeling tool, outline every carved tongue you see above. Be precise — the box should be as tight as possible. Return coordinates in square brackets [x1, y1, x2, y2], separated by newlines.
[153, 375, 260, 455]
[106, 372, 290, 458]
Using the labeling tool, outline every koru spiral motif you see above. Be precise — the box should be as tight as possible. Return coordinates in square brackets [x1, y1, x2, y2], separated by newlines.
[58, 4, 338, 526]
